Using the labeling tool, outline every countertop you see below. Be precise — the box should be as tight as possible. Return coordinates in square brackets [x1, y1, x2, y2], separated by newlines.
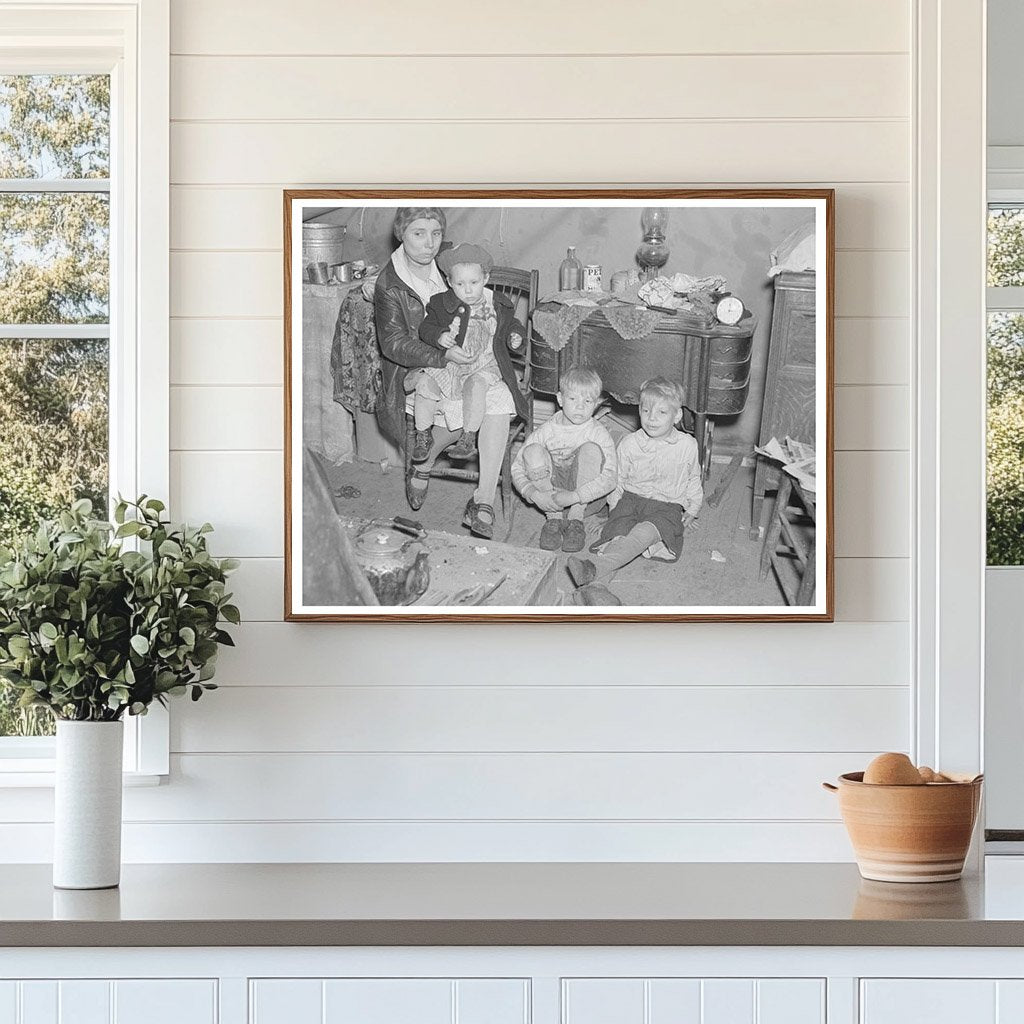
[5, 861, 1024, 947]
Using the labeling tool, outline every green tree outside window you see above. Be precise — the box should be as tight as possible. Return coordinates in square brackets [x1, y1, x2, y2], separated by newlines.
[988, 208, 1024, 566]
[0, 75, 110, 736]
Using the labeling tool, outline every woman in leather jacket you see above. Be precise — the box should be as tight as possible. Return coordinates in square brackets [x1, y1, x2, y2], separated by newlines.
[373, 207, 515, 539]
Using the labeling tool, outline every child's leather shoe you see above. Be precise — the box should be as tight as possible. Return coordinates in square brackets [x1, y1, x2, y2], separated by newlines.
[566, 555, 597, 586]
[446, 429, 477, 462]
[539, 519, 564, 550]
[561, 519, 586, 552]
[411, 428, 433, 463]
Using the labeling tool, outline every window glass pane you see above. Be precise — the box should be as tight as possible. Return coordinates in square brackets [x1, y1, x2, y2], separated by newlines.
[987, 312, 1024, 565]
[0, 338, 109, 539]
[0, 192, 109, 323]
[988, 206, 1024, 287]
[0, 74, 109, 179]
[0, 696, 54, 738]
[0, 338, 107, 739]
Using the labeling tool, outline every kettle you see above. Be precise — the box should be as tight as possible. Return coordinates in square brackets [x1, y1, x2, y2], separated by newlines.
[352, 517, 429, 605]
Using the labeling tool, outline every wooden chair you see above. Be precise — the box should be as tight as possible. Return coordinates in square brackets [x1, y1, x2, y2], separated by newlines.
[404, 266, 539, 541]
[760, 474, 816, 605]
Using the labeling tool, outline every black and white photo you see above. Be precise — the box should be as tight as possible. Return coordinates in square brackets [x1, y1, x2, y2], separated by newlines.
[284, 191, 833, 621]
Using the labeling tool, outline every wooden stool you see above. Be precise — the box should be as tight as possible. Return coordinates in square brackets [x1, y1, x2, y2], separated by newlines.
[760, 475, 816, 605]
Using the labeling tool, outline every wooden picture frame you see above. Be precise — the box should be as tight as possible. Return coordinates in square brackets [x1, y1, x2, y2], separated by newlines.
[284, 189, 834, 622]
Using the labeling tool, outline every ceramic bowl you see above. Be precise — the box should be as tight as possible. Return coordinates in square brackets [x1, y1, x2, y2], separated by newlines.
[823, 771, 983, 883]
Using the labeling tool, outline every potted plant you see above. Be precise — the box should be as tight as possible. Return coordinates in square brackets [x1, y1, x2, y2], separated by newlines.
[0, 497, 239, 889]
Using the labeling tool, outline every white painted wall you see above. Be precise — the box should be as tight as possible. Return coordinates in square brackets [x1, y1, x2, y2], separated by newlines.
[0, 0, 915, 861]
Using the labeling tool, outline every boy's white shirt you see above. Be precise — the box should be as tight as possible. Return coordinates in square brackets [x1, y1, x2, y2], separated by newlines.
[611, 427, 704, 515]
[511, 411, 618, 504]
[599, 427, 704, 563]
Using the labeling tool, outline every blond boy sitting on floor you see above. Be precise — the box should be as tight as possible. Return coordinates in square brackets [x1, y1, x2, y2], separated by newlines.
[566, 377, 703, 595]
[510, 367, 617, 553]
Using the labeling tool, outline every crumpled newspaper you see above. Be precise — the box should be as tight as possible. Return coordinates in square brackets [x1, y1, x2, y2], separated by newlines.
[670, 272, 727, 294]
[638, 276, 686, 309]
[638, 274, 728, 317]
[755, 436, 816, 493]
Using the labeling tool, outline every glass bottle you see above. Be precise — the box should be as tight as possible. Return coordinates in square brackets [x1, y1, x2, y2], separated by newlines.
[559, 246, 583, 291]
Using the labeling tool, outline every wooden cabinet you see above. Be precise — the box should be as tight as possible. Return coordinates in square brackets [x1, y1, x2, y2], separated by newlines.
[751, 270, 817, 536]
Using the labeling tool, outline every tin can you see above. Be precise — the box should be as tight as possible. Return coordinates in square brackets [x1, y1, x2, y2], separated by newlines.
[582, 264, 603, 292]
[610, 270, 629, 294]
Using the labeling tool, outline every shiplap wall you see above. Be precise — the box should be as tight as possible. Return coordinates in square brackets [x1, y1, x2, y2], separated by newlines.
[21, 0, 919, 861]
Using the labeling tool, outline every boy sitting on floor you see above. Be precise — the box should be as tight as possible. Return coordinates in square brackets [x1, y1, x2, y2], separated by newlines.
[567, 376, 703, 591]
[510, 367, 617, 553]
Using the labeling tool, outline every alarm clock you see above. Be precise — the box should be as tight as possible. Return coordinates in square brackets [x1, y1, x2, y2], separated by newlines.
[715, 295, 744, 326]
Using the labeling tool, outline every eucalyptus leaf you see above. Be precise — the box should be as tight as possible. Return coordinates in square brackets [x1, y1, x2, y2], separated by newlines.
[158, 539, 182, 559]
[0, 496, 237, 721]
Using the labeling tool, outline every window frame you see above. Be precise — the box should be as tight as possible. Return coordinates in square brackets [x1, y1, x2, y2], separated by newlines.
[985, 195, 1024, 569]
[0, 0, 169, 782]
[984, 183, 1024, 839]
[987, 195, 1024, 316]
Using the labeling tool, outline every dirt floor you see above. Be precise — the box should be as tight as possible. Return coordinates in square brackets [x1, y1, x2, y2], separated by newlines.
[319, 447, 792, 608]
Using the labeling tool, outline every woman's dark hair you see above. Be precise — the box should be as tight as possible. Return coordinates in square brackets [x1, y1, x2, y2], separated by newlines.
[393, 207, 446, 242]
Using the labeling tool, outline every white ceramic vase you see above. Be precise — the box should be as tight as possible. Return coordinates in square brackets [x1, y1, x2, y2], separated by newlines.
[53, 719, 124, 889]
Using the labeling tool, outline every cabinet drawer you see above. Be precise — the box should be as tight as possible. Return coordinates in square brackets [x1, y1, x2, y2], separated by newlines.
[777, 305, 816, 368]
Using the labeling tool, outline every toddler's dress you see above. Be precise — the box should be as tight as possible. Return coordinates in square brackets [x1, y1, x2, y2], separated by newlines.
[415, 290, 513, 429]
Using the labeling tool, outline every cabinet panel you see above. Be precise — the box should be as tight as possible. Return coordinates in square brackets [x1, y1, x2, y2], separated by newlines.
[58, 982, 109, 1024]
[702, 979, 754, 1024]
[455, 980, 529, 1024]
[564, 978, 825, 1024]
[19, 983, 56, 1024]
[648, 979, 702, 1022]
[757, 979, 825, 1024]
[0, 981, 217, 1024]
[0, 983, 15, 1024]
[861, 981, 996, 1024]
[563, 980, 644, 1023]
[323, 980, 450, 1024]
[998, 981, 1024, 1022]
[252, 978, 528, 1024]
[114, 981, 217, 1024]
[780, 306, 817, 370]
[250, 980, 322, 1024]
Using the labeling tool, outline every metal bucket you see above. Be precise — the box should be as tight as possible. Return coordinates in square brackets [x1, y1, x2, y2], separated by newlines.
[302, 223, 347, 271]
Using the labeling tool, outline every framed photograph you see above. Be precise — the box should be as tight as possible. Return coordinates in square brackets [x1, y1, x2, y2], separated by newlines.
[284, 189, 833, 622]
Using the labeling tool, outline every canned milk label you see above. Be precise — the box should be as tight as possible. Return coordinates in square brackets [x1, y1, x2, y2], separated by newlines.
[582, 264, 603, 292]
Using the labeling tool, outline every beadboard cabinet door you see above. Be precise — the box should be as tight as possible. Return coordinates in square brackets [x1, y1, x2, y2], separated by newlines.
[249, 978, 529, 1024]
[861, 979, 1024, 1024]
[0, 979, 217, 1024]
[562, 978, 825, 1024]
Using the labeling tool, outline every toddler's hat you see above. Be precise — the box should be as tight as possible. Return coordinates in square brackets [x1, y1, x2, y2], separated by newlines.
[437, 243, 494, 277]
